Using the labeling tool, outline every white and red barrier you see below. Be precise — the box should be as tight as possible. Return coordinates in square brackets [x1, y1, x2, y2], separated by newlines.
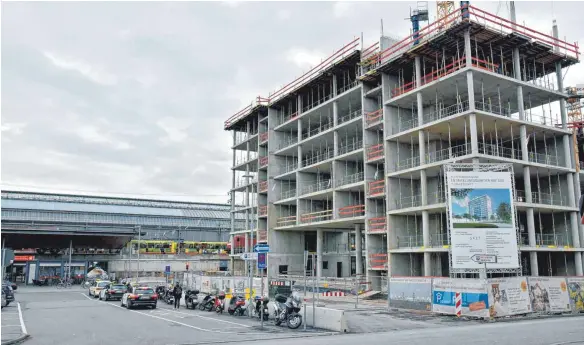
[322, 291, 346, 297]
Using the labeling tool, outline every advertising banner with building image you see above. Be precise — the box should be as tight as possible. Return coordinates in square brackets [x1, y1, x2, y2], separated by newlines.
[447, 171, 519, 269]
[389, 277, 433, 311]
[527, 277, 571, 313]
[487, 277, 531, 317]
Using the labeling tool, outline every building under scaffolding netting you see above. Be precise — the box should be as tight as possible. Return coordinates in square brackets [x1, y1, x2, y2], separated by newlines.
[224, 2, 584, 288]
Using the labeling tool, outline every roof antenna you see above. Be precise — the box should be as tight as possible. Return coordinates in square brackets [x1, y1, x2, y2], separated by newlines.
[509, 1, 516, 29]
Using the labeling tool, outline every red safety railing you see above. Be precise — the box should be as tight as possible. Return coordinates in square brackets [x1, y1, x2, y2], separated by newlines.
[259, 156, 269, 167]
[259, 180, 268, 193]
[369, 253, 388, 269]
[277, 215, 297, 227]
[361, 41, 380, 64]
[257, 229, 268, 243]
[300, 210, 333, 223]
[268, 38, 360, 104]
[365, 109, 383, 125]
[468, 5, 579, 60]
[259, 132, 269, 143]
[368, 180, 385, 196]
[368, 217, 387, 234]
[224, 96, 269, 130]
[259, 205, 268, 217]
[366, 144, 384, 161]
[338, 204, 365, 218]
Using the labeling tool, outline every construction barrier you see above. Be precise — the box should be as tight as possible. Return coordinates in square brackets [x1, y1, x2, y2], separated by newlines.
[182, 273, 268, 300]
[322, 291, 346, 297]
[389, 276, 583, 318]
[303, 305, 348, 332]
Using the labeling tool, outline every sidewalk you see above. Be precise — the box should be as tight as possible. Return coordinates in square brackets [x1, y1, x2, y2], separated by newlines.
[1, 302, 29, 345]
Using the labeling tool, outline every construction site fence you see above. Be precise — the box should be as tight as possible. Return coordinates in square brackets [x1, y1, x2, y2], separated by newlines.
[182, 272, 268, 299]
[388, 276, 584, 318]
[270, 275, 372, 297]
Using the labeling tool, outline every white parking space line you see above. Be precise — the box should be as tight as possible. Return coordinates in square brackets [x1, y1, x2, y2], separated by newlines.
[156, 306, 252, 327]
[17, 302, 28, 335]
[80, 293, 270, 335]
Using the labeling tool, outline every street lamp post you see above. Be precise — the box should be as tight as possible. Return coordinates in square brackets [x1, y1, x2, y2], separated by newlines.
[242, 173, 255, 317]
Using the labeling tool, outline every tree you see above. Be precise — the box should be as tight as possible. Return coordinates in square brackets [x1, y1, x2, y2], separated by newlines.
[496, 202, 512, 222]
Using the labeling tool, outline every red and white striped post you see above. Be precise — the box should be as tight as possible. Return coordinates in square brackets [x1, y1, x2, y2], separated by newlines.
[455, 292, 462, 317]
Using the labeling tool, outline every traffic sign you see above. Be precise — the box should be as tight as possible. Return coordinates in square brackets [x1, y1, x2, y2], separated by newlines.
[471, 254, 497, 264]
[240, 252, 258, 260]
[257, 253, 267, 269]
[253, 244, 270, 253]
[164, 265, 171, 275]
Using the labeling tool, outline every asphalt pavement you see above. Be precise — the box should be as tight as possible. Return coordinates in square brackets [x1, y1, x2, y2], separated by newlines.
[248, 316, 584, 345]
[15, 287, 330, 345]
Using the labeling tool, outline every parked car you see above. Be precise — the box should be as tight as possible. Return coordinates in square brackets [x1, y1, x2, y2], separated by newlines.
[121, 286, 157, 309]
[3, 280, 17, 291]
[2, 284, 15, 306]
[99, 283, 127, 301]
[88, 280, 111, 298]
[2, 290, 6, 309]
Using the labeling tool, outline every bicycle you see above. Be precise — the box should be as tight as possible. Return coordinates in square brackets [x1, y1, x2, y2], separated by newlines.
[56, 279, 72, 289]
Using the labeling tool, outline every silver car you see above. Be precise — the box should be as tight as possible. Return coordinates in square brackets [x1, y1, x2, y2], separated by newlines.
[1, 290, 6, 308]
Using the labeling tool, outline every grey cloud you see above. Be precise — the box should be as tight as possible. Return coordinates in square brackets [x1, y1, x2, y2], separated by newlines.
[2, 1, 582, 202]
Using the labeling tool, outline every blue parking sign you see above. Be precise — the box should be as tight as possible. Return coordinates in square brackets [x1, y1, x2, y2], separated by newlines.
[257, 253, 267, 270]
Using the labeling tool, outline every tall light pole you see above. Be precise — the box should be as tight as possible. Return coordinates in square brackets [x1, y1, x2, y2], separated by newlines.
[135, 225, 141, 281]
[242, 173, 255, 316]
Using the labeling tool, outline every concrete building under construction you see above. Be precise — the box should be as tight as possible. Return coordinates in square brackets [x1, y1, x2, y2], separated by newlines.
[224, 2, 584, 288]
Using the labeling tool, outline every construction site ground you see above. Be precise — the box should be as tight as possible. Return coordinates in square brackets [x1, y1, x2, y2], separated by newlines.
[303, 294, 584, 333]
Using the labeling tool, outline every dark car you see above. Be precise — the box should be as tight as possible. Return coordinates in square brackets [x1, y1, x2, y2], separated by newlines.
[99, 283, 128, 301]
[121, 286, 157, 309]
[2, 284, 15, 305]
[3, 280, 17, 291]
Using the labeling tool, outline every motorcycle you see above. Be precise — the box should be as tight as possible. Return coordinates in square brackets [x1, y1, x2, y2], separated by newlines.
[254, 296, 270, 321]
[227, 295, 247, 316]
[155, 286, 166, 300]
[185, 289, 200, 309]
[273, 291, 302, 329]
[164, 287, 175, 305]
[215, 291, 226, 314]
[199, 293, 216, 311]
[32, 279, 49, 286]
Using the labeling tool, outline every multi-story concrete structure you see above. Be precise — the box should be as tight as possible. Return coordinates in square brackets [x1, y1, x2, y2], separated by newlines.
[468, 195, 493, 220]
[225, 4, 584, 288]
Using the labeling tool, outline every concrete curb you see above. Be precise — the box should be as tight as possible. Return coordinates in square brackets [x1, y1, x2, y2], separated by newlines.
[1, 333, 30, 345]
[485, 312, 584, 323]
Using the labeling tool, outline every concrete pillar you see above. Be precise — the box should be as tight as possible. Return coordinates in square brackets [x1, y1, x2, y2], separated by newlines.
[355, 224, 363, 275]
[332, 74, 338, 98]
[570, 212, 584, 275]
[316, 229, 324, 278]
[464, 29, 472, 66]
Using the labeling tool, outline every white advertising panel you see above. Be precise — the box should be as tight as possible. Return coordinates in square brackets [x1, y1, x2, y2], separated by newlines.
[487, 277, 531, 317]
[567, 277, 584, 312]
[528, 277, 571, 313]
[447, 171, 519, 269]
[389, 277, 433, 311]
[432, 278, 489, 318]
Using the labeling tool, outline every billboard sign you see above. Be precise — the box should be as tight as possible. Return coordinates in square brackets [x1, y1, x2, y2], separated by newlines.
[389, 277, 432, 311]
[487, 277, 531, 317]
[447, 171, 519, 269]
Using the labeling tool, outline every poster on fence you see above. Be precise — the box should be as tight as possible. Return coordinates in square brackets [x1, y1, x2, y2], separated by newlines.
[527, 277, 570, 313]
[486, 277, 531, 317]
[567, 277, 584, 312]
[432, 278, 489, 317]
[447, 170, 519, 269]
[389, 277, 432, 311]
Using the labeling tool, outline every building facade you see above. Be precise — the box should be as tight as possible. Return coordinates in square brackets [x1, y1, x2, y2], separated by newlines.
[225, 4, 584, 288]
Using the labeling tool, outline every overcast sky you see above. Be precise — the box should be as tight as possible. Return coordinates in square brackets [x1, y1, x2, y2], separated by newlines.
[2, 1, 583, 204]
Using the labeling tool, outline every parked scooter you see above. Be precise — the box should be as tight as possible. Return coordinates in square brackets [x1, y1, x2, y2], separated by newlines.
[215, 291, 226, 314]
[254, 296, 270, 321]
[227, 295, 247, 316]
[185, 289, 200, 309]
[273, 291, 302, 329]
[199, 293, 216, 311]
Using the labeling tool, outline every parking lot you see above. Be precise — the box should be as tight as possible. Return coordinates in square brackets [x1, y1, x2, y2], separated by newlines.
[13, 287, 331, 345]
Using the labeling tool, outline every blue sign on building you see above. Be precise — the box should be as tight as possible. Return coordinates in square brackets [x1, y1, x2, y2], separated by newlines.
[254, 244, 270, 253]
